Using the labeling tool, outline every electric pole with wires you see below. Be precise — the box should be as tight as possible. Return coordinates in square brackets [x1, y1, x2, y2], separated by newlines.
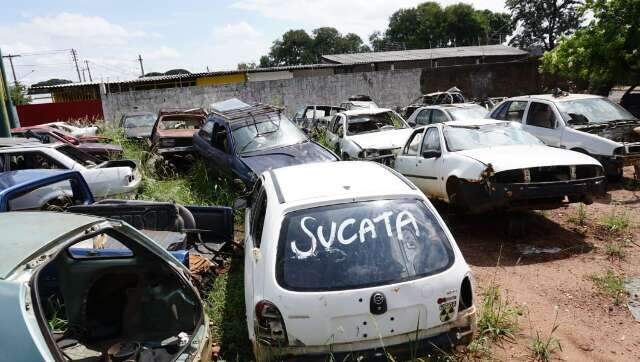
[1, 54, 20, 87]
[84, 60, 93, 81]
[137, 54, 145, 77]
[71, 49, 82, 82]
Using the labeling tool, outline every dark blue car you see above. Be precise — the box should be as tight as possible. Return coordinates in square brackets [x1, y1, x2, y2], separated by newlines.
[193, 100, 339, 185]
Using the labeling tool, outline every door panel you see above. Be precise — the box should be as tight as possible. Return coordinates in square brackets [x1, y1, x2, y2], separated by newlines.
[523, 102, 563, 147]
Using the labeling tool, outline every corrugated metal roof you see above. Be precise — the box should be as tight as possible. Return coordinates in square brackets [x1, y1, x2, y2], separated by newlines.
[322, 45, 528, 64]
[29, 63, 348, 91]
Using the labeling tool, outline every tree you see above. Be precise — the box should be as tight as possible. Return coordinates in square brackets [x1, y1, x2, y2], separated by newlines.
[374, 2, 514, 50]
[237, 62, 257, 70]
[10, 82, 31, 105]
[164, 69, 191, 75]
[506, 0, 584, 50]
[31, 78, 73, 88]
[268, 29, 314, 66]
[141, 72, 163, 78]
[541, 0, 640, 95]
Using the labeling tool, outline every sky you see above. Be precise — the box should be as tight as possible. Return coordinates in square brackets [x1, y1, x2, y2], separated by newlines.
[0, 0, 506, 85]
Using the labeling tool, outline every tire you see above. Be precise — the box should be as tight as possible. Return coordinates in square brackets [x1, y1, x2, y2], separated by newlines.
[607, 166, 624, 182]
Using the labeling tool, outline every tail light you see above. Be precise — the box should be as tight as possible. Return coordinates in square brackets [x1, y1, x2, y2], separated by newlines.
[255, 300, 288, 346]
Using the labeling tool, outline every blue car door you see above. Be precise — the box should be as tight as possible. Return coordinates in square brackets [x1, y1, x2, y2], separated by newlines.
[206, 123, 234, 177]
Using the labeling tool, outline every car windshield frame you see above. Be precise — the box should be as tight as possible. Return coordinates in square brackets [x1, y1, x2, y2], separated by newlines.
[556, 97, 638, 125]
[55, 144, 99, 167]
[345, 111, 408, 136]
[275, 198, 455, 292]
[447, 105, 489, 121]
[443, 122, 543, 152]
[232, 116, 308, 155]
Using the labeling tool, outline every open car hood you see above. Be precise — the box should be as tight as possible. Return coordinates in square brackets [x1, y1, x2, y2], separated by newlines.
[456, 145, 601, 172]
[349, 129, 413, 150]
[241, 141, 337, 176]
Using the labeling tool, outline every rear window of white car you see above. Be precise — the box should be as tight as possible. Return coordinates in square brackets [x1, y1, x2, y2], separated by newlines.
[276, 199, 454, 291]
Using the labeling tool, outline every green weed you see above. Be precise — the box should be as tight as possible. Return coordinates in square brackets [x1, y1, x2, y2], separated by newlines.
[568, 203, 588, 226]
[477, 282, 521, 343]
[589, 270, 626, 305]
[528, 308, 562, 362]
[600, 209, 630, 233]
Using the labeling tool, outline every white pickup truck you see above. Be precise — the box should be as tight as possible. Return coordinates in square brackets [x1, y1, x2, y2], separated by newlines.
[488, 93, 640, 180]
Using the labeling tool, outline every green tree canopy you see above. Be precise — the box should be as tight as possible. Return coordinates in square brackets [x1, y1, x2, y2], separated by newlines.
[372, 2, 514, 51]
[541, 0, 640, 94]
[261, 27, 368, 66]
[10, 82, 31, 105]
[164, 69, 191, 75]
[506, 0, 584, 50]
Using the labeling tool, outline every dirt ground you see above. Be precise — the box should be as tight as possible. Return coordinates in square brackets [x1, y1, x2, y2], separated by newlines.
[447, 166, 640, 361]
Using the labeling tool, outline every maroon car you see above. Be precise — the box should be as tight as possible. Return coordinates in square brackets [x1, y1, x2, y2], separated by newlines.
[11, 126, 123, 161]
[149, 108, 207, 161]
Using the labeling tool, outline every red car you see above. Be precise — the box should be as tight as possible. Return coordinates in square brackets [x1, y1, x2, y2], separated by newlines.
[11, 126, 123, 161]
[149, 108, 207, 160]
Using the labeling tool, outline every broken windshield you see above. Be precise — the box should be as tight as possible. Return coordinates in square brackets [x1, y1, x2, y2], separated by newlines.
[346, 111, 407, 135]
[124, 114, 156, 128]
[276, 199, 454, 291]
[233, 116, 307, 154]
[557, 98, 637, 124]
[444, 123, 543, 152]
[159, 116, 203, 130]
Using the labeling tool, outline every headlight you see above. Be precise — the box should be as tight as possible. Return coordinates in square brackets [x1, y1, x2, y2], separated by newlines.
[161, 138, 175, 147]
[360, 149, 380, 158]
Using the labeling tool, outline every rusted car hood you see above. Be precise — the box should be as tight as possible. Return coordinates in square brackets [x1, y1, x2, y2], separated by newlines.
[240, 141, 338, 175]
[457, 145, 601, 172]
[156, 129, 198, 138]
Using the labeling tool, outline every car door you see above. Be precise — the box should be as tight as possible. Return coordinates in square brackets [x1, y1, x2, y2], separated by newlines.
[394, 127, 426, 181]
[522, 101, 564, 147]
[245, 183, 268, 334]
[194, 119, 214, 157]
[325, 115, 343, 150]
[206, 123, 234, 177]
[414, 127, 445, 197]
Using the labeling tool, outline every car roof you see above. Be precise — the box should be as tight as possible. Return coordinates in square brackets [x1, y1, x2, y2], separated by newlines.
[342, 108, 392, 116]
[268, 161, 415, 205]
[424, 103, 483, 110]
[0, 212, 102, 279]
[509, 93, 603, 102]
[440, 119, 506, 127]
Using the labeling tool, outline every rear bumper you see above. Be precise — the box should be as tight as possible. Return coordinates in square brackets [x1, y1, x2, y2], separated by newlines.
[456, 176, 607, 213]
[255, 307, 476, 361]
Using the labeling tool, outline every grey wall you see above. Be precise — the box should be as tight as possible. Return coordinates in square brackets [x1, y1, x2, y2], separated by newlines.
[102, 69, 423, 122]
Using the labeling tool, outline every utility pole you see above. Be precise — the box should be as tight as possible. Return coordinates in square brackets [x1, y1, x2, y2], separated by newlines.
[137, 54, 145, 77]
[2, 54, 20, 87]
[84, 60, 93, 81]
[81, 68, 86, 82]
[71, 49, 82, 82]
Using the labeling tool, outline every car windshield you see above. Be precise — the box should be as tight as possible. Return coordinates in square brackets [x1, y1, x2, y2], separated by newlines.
[232, 116, 307, 154]
[56, 145, 99, 167]
[556, 98, 638, 124]
[277, 199, 454, 291]
[448, 105, 488, 121]
[124, 114, 156, 128]
[444, 123, 543, 152]
[159, 116, 203, 130]
[346, 111, 407, 135]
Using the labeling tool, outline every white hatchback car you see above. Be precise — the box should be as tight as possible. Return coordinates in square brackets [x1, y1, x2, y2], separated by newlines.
[326, 109, 414, 164]
[242, 161, 476, 361]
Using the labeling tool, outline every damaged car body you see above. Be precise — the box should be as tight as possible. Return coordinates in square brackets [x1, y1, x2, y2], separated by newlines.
[325, 108, 413, 165]
[149, 108, 207, 163]
[490, 93, 640, 180]
[193, 100, 338, 186]
[395, 120, 606, 214]
[292, 105, 345, 131]
[241, 161, 476, 361]
[0, 211, 214, 362]
[406, 103, 488, 127]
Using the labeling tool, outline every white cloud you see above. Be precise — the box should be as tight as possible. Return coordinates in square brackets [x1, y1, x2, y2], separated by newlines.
[206, 22, 269, 70]
[30, 13, 144, 41]
[214, 21, 261, 38]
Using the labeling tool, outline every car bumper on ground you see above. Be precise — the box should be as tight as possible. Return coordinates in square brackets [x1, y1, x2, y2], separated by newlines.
[254, 307, 476, 361]
[455, 176, 607, 213]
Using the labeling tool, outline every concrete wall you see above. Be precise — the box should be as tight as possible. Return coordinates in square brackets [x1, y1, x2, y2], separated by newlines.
[102, 69, 423, 122]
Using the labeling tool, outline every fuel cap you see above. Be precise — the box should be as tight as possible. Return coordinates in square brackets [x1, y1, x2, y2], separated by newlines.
[370, 292, 387, 315]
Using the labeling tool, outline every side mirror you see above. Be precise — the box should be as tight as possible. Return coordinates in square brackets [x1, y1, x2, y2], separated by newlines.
[422, 150, 441, 159]
[233, 197, 247, 210]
